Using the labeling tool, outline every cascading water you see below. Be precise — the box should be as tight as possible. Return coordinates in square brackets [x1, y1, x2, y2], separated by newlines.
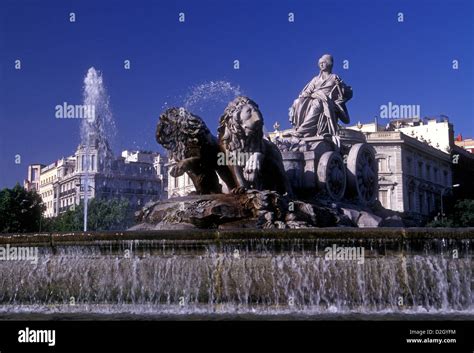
[0, 237, 471, 318]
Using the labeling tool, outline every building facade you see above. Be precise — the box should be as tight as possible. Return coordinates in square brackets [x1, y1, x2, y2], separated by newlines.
[364, 130, 452, 216]
[166, 160, 230, 197]
[455, 136, 474, 154]
[24, 142, 168, 218]
[24, 164, 43, 192]
[38, 162, 58, 218]
[167, 160, 196, 197]
[347, 117, 454, 217]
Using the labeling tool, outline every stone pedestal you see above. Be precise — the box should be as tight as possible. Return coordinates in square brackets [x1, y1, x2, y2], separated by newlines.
[281, 151, 304, 190]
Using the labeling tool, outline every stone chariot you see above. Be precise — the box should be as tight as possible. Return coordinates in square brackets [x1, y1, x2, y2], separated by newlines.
[275, 129, 378, 205]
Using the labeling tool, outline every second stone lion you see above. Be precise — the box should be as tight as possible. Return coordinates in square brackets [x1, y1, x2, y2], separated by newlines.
[218, 96, 292, 196]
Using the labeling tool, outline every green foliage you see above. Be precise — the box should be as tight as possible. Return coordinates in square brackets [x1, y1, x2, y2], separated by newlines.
[454, 199, 474, 227]
[86, 198, 130, 231]
[426, 218, 454, 228]
[426, 199, 474, 228]
[43, 206, 82, 232]
[0, 184, 44, 233]
[0, 184, 132, 233]
[45, 198, 131, 232]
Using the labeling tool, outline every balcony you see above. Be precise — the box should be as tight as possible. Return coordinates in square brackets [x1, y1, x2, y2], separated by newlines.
[59, 189, 76, 197]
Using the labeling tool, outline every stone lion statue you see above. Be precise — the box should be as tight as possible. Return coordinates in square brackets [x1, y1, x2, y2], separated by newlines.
[218, 96, 292, 195]
[156, 107, 236, 194]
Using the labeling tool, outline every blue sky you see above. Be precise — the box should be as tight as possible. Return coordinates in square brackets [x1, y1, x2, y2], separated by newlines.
[0, 0, 473, 188]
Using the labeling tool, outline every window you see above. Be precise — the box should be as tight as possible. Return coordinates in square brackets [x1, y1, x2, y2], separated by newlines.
[378, 158, 387, 173]
[426, 165, 431, 182]
[407, 183, 415, 211]
[429, 193, 435, 214]
[91, 155, 96, 171]
[418, 162, 423, 178]
[378, 190, 388, 208]
[406, 157, 412, 175]
[418, 193, 424, 214]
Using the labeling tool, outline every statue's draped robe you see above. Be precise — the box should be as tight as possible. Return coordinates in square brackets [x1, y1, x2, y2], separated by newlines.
[290, 73, 350, 138]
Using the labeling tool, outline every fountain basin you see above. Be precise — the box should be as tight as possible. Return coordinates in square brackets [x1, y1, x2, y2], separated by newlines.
[0, 229, 472, 319]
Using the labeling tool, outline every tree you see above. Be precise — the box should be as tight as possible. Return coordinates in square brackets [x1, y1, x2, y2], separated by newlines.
[0, 184, 44, 233]
[45, 198, 131, 232]
[454, 199, 474, 227]
[426, 218, 453, 228]
[426, 199, 474, 227]
[44, 206, 82, 232]
[86, 198, 130, 231]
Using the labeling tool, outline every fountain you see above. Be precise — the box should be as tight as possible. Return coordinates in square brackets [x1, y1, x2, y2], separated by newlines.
[183, 80, 242, 113]
[2, 59, 471, 322]
[0, 229, 472, 319]
[79, 67, 116, 231]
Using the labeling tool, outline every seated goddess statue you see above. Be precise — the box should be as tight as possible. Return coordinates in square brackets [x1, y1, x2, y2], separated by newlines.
[289, 54, 352, 141]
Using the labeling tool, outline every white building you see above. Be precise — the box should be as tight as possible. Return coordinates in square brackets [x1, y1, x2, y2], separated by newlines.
[364, 130, 452, 215]
[25, 143, 168, 218]
[166, 159, 231, 197]
[24, 164, 43, 192]
[38, 162, 57, 218]
[167, 160, 196, 197]
[347, 117, 454, 216]
[348, 117, 454, 154]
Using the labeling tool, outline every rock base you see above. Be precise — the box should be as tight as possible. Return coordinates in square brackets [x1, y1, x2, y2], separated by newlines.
[131, 190, 410, 230]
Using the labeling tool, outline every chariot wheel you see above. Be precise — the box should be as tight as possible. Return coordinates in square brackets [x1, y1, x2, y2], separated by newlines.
[346, 143, 378, 205]
[317, 151, 346, 201]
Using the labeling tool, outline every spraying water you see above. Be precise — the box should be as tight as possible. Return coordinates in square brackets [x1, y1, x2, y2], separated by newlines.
[81, 67, 116, 170]
[80, 67, 116, 230]
[182, 80, 242, 112]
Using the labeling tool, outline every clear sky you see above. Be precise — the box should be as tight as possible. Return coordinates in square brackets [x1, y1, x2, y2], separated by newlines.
[1, 0, 473, 188]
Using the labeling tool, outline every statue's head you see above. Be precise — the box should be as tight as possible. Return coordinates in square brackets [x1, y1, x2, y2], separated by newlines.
[218, 96, 264, 151]
[318, 54, 333, 73]
[156, 107, 211, 160]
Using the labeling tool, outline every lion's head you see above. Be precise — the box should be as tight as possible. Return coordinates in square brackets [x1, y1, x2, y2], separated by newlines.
[156, 107, 212, 161]
[218, 96, 264, 153]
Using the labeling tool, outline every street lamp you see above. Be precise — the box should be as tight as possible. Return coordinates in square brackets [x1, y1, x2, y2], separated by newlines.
[440, 184, 460, 222]
[75, 180, 95, 232]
